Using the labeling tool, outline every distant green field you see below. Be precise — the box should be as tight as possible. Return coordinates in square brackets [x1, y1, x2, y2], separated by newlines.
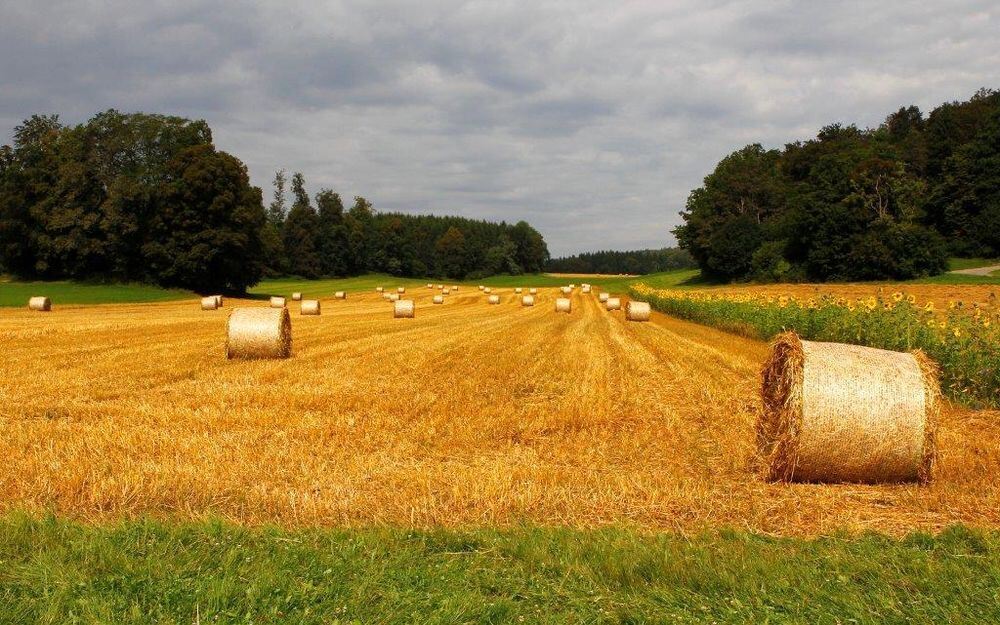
[1, 514, 997, 624]
[0, 279, 191, 308]
[947, 257, 1000, 271]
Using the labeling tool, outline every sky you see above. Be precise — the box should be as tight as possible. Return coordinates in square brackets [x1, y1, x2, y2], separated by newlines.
[1, 1, 997, 257]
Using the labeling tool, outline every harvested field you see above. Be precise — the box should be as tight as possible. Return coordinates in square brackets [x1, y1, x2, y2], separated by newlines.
[1, 287, 998, 535]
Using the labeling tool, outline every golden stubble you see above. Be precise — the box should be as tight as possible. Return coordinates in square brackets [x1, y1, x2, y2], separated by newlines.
[0, 287, 997, 535]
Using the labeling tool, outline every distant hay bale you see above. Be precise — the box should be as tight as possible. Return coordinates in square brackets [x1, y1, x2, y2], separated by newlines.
[269, 296, 286, 308]
[433, 295, 444, 304]
[529, 288, 537, 294]
[488, 294, 500, 304]
[300, 299, 321, 315]
[334, 291, 346, 299]
[484, 287, 492, 294]
[397, 287, 406, 294]
[625, 301, 650, 321]
[606, 297, 621, 310]
[758, 332, 939, 484]
[598, 292, 609, 303]
[201, 296, 219, 311]
[214, 295, 224, 307]
[442, 288, 450, 295]
[427, 283, 434, 288]
[28, 296, 51, 312]
[555, 297, 571, 313]
[561, 286, 571, 295]
[522, 295, 535, 307]
[515, 287, 522, 294]
[478, 285, 485, 291]
[452, 286, 459, 291]
[394, 299, 415, 318]
[291, 292, 302, 301]
[389, 293, 400, 302]
[226, 307, 292, 360]
[569, 284, 575, 289]
[376, 286, 384, 293]
[582, 285, 592, 293]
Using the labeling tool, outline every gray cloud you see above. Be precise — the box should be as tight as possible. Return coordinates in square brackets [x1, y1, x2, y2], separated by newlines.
[1, 0, 998, 256]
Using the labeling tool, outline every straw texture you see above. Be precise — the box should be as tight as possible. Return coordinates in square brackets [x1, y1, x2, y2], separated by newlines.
[598, 292, 609, 302]
[27, 296, 51, 312]
[394, 299, 415, 318]
[625, 301, 651, 321]
[555, 298, 571, 313]
[758, 332, 940, 484]
[226, 307, 292, 359]
[606, 297, 621, 310]
[300, 299, 321, 315]
[488, 295, 500, 304]
[522, 295, 535, 307]
[200, 296, 219, 311]
[269, 296, 286, 308]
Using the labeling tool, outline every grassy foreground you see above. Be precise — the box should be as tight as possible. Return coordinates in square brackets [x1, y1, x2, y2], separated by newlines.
[2, 516, 998, 624]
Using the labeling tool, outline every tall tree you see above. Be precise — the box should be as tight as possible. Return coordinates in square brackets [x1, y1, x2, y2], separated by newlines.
[282, 172, 322, 278]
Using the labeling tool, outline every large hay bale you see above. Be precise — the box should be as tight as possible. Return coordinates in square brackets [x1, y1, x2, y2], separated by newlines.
[291, 292, 302, 301]
[488, 294, 500, 304]
[201, 296, 219, 311]
[560, 286, 571, 295]
[226, 307, 292, 359]
[334, 291, 346, 299]
[300, 299, 321, 315]
[606, 297, 621, 310]
[214, 295, 224, 307]
[521, 295, 535, 307]
[625, 301, 650, 321]
[433, 295, 444, 304]
[598, 292, 609, 303]
[28, 296, 51, 311]
[529, 288, 537, 294]
[270, 296, 286, 308]
[555, 297, 571, 313]
[394, 299, 415, 318]
[515, 287, 523, 294]
[758, 332, 939, 484]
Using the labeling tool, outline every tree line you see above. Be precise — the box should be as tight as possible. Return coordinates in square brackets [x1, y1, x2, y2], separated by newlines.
[0, 110, 549, 291]
[675, 88, 1000, 282]
[546, 247, 695, 275]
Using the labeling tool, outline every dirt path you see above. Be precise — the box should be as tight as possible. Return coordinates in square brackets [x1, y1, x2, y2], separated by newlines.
[0, 288, 997, 535]
[950, 264, 1000, 276]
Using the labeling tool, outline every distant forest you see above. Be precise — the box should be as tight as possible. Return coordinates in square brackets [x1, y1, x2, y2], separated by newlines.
[0, 111, 548, 292]
[546, 247, 695, 275]
[676, 88, 1000, 282]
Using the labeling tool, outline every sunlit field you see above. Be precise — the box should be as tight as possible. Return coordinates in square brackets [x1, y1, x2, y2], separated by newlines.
[2, 283, 998, 536]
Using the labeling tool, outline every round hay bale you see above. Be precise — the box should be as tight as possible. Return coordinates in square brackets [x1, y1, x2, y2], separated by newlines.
[334, 291, 346, 299]
[226, 307, 292, 359]
[28, 296, 51, 311]
[427, 283, 434, 288]
[397, 287, 406, 294]
[515, 287, 523, 294]
[394, 299, 415, 318]
[214, 295, 224, 307]
[560, 286, 571, 295]
[450, 285, 458, 291]
[569, 283, 575, 289]
[529, 288, 537, 294]
[388, 293, 400, 302]
[555, 297, 571, 313]
[442, 288, 450, 295]
[598, 292, 609, 303]
[478, 285, 485, 291]
[437, 284, 444, 289]
[300, 299, 321, 315]
[758, 332, 939, 484]
[488, 294, 500, 305]
[433, 295, 444, 304]
[605, 297, 621, 311]
[291, 292, 302, 301]
[269, 296, 286, 308]
[484, 287, 492, 294]
[582, 285, 592, 293]
[625, 301, 651, 321]
[201, 296, 219, 311]
[521, 295, 535, 307]
[376, 286, 384, 293]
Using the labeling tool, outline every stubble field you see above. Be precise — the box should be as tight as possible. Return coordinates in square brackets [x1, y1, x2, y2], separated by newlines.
[2, 285, 999, 536]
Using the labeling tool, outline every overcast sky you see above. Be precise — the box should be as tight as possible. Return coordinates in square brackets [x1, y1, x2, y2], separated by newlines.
[2, 1, 997, 256]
